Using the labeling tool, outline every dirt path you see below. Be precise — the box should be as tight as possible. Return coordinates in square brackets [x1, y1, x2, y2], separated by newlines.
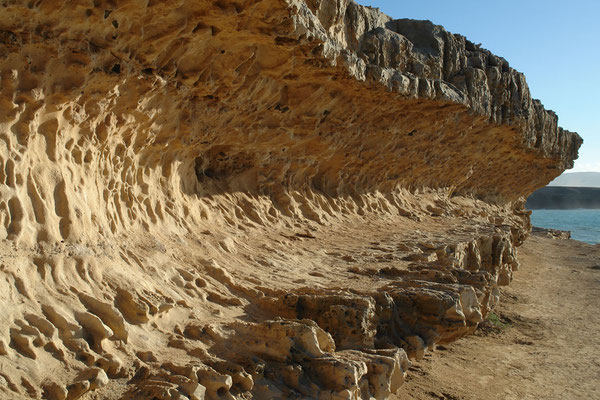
[393, 233, 600, 400]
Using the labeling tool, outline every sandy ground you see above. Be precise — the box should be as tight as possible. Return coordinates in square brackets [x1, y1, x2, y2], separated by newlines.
[393, 232, 600, 400]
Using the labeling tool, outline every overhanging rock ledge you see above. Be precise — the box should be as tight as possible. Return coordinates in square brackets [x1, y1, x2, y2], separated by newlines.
[0, 1, 581, 399]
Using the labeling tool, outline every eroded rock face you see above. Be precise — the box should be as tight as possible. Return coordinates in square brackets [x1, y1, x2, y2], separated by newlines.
[0, 0, 581, 399]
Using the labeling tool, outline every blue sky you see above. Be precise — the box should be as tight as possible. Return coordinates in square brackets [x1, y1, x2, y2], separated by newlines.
[356, 0, 599, 172]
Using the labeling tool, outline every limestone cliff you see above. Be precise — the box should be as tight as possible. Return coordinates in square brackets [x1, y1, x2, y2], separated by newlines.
[0, 1, 581, 399]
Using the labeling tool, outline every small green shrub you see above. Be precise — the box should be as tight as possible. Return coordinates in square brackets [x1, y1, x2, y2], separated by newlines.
[486, 312, 510, 329]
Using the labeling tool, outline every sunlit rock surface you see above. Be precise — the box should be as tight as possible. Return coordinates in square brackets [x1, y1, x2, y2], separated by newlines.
[0, 0, 581, 398]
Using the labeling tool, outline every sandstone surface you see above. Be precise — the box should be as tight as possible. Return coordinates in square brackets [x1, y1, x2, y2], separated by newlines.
[394, 231, 600, 400]
[0, 0, 581, 399]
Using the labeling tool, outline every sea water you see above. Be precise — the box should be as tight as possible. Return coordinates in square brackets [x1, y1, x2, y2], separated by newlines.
[530, 209, 600, 244]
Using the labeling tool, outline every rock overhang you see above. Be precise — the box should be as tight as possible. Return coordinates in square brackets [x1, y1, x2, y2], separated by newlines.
[1, 0, 582, 207]
[0, 1, 583, 399]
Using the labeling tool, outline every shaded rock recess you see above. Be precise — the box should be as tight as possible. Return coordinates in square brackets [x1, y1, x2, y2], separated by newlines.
[0, 1, 581, 399]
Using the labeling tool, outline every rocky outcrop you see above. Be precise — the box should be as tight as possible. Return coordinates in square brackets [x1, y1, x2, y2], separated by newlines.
[0, 0, 580, 399]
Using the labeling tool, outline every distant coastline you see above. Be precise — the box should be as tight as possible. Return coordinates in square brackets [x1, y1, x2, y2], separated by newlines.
[548, 172, 600, 188]
[526, 186, 600, 209]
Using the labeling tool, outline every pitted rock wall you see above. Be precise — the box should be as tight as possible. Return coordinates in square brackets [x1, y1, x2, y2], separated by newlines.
[0, 0, 581, 399]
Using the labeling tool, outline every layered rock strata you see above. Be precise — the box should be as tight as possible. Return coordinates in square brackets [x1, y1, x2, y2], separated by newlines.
[0, 0, 581, 399]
